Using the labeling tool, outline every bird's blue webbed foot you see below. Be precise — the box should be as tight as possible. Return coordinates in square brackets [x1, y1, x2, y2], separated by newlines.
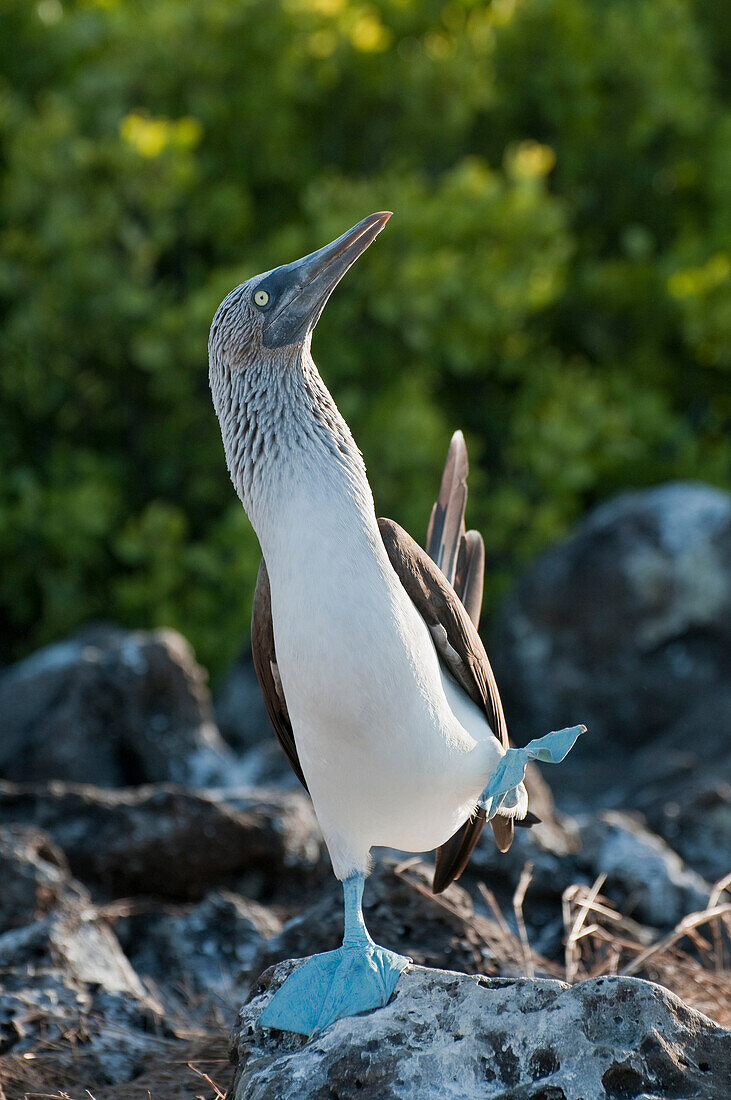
[479, 724, 587, 819]
[258, 875, 409, 1036]
[258, 940, 409, 1035]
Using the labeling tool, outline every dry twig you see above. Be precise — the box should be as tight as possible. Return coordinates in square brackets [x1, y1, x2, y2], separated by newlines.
[477, 882, 512, 940]
[512, 862, 535, 979]
[563, 873, 606, 984]
[188, 1061, 228, 1100]
[620, 903, 731, 976]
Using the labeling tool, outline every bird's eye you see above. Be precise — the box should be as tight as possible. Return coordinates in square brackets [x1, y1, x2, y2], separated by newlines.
[254, 289, 270, 308]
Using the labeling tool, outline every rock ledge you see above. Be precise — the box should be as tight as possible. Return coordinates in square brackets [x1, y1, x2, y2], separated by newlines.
[229, 962, 729, 1099]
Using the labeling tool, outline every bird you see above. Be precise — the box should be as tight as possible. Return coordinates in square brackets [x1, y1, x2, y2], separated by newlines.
[208, 212, 585, 1035]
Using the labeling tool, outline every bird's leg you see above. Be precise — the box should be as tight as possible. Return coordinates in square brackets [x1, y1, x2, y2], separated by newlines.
[341, 873, 373, 947]
[258, 873, 410, 1036]
[478, 724, 587, 818]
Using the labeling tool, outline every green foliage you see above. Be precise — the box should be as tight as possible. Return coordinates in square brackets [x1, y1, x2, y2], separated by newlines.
[1, 0, 729, 678]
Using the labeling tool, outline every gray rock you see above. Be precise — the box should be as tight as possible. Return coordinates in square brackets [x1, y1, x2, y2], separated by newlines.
[0, 967, 168, 1084]
[215, 653, 270, 753]
[649, 782, 731, 886]
[491, 482, 731, 751]
[622, 688, 731, 883]
[0, 822, 148, 1001]
[577, 810, 711, 927]
[0, 900, 147, 1001]
[0, 827, 166, 1083]
[230, 965, 730, 1099]
[0, 780, 326, 900]
[123, 889, 281, 1011]
[0, 824, 85, 934]
[0, 623, 237, 788]
[236, 740, 303, 789]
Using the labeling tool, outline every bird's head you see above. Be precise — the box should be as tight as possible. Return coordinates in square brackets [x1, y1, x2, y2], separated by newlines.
[208, 211, 391, 390]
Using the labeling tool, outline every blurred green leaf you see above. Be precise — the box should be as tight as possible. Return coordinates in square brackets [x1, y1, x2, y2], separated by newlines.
[1, 0, 728, 680]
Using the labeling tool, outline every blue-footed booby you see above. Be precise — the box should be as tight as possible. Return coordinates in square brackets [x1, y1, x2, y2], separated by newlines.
[208, 212, 585, 1035]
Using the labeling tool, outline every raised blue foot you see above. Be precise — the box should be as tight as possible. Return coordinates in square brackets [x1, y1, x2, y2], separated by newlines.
[479, 724, 587, 818]
[259, 874, 409, 1036]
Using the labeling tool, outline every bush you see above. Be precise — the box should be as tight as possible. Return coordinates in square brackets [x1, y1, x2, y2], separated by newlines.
[1, 0, 728, 679]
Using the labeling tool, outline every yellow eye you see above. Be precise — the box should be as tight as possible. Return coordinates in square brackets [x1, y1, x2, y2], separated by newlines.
[254, 289, 270, 307]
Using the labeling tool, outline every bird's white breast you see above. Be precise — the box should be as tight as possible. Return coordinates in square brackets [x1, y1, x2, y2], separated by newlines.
[251, 447, 503, 878]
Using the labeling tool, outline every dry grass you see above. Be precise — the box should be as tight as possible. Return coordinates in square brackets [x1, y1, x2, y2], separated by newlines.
[396, 859, 731, 1027]
[393, 857, 562, 978]
[0, 1028, 231, 1100]
[489, 865, 731, 1027]
[559, 870, 731, 1026]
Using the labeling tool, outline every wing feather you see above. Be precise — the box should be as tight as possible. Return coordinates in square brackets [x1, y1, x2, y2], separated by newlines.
[378, 517, 514, 889]
[250, 558, 308, 791]
[379, 518, 507, 749]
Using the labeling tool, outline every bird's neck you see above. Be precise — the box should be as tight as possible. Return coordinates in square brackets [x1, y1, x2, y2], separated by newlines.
[225, 346, 377, 558]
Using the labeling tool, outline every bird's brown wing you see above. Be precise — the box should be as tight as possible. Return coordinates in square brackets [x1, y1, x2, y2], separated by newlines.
[250, 558, 308, 791]
[378, 517, 514, 893]
[425, 432, 514, 876]
[451, 524, 514, 861]
[382, 517, 506, 739]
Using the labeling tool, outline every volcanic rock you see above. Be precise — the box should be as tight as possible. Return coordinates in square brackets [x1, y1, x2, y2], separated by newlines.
[576, 810, 711, 927]
[0, 824, 85, 935]
[215, 653, 270, 753]
[229, 966, 730, 1099]
[491, 482, 731, 754]
[0, 825, 165, 1083]
[0, 780, 326, 900]
[0, 624, 236, 788]
[122, 889, 281, 1012]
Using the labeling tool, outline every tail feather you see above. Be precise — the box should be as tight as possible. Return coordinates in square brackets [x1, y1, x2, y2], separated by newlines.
[426, 430, 520, 892]
[426, 430, 468, 586]
[454, 529, 485, 629]
[426, 431, 486, 630]
[432, 807, 487, 894]
[490, 816, 514, 854]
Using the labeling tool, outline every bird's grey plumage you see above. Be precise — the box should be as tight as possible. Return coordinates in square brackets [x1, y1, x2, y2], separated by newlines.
[210, 318, 364, 521]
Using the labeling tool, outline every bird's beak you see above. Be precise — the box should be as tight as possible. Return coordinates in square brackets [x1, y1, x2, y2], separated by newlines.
[261, 212, 392, 349]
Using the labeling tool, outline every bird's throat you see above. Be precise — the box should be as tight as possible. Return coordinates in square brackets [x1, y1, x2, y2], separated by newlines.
[233, 352, 374, 547]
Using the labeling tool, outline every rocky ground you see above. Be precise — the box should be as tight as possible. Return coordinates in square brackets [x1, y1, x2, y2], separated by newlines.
[1, 481, 729, 1099]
